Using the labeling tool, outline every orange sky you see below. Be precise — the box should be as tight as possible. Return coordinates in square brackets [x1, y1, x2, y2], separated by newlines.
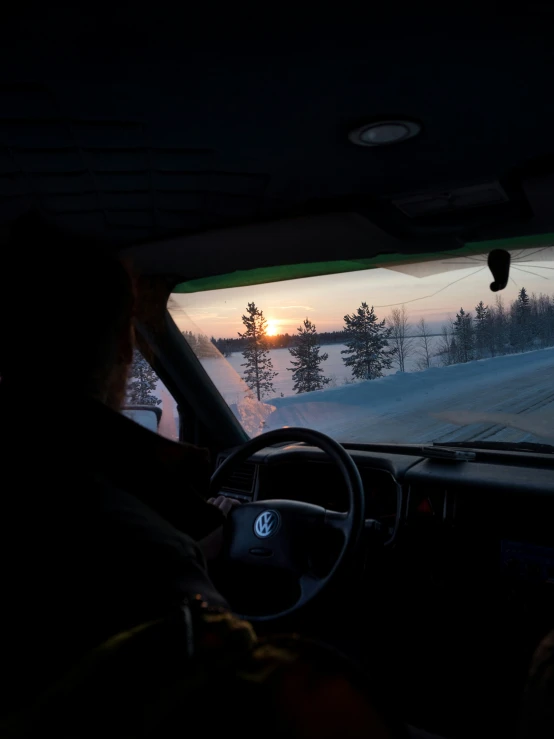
[169, 258, 554, 339]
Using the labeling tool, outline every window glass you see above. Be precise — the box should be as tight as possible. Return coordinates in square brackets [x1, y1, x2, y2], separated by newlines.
[168, 249, 554, 447]
[125, 349, 179, 442]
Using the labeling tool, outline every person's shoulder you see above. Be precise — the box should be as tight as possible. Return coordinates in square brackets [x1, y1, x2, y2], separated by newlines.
[85, 474, 229, 605]
[91, 474, 200, 557]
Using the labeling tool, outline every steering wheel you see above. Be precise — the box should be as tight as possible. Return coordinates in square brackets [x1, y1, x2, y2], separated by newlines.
[209, 427, 365, 621]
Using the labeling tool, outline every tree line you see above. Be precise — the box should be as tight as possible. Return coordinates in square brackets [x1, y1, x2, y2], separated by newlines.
[212, 329, 348, 355]
[434, 288, 554, 366]
[178, 286, 554, 400]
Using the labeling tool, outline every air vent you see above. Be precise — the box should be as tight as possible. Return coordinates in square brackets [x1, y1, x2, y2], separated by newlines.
[216, 457, 257, 496]
[227, 462, 256, 493]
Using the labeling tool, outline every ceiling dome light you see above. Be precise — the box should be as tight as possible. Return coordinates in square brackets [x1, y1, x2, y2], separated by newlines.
[348, 120, 421, 147]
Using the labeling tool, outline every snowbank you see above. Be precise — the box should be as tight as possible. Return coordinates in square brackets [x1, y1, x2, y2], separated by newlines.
[231, 395, 277, 437]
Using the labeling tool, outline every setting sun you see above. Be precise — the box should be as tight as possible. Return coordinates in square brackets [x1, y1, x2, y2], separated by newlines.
[266, 320, 278, 336]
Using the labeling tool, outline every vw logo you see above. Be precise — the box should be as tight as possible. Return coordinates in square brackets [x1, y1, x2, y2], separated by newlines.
[253, 510, 280, 538]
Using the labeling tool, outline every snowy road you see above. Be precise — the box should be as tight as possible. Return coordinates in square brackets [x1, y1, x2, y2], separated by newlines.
[264, 348, 554, 445]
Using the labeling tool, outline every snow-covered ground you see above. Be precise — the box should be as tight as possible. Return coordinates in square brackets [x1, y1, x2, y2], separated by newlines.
[220, 340, 441, 398]
[153, 344, 554, 445]
[238, 348, 554, 444]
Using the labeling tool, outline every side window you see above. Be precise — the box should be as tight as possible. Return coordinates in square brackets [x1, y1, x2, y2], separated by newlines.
[124, 349, 180, 442]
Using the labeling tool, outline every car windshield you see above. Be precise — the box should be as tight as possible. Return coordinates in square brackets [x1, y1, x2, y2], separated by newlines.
[167, 249, 554, 446]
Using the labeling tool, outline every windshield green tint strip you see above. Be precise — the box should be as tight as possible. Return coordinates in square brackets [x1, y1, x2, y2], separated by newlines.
[172, 233, 554, 294]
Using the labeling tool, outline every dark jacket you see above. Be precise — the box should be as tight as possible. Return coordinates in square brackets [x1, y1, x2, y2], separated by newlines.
[80, 397, 226, 541]
[1, 397, 227, 712]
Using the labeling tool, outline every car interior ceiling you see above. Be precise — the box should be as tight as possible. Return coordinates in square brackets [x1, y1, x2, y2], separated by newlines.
[3, 5, 554, 738]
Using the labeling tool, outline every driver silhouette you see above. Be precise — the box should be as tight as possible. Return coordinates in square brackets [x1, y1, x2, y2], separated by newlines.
[0, 213, 441, 738]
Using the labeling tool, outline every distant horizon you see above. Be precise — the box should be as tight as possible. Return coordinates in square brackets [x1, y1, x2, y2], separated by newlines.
[205, 327, 445, 342]
[168, 261, 554, 339]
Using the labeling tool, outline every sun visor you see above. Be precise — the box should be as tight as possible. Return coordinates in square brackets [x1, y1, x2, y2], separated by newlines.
[127, 212, 401, 277]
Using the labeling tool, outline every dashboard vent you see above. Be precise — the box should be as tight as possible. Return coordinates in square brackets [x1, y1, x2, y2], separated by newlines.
[216, 457, 257, 496]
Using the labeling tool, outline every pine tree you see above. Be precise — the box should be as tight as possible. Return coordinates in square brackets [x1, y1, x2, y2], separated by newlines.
[126, 349, 162, 406]
[474, 301, 489, 358]
[535, 294, 554, 347]
[518, 287, 530, 309]
[452, 308, 474, 363]
[212, 337, 233, 357]
[512, 287, 531, 351]
[287, 318, 330, 393]
[341, 302, 396, 380]
[238, 302, 278, 400]
[221, 340, 233, 357]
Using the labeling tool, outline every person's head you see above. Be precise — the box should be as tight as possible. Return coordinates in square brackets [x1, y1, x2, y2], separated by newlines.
[0, 211, 136, 410]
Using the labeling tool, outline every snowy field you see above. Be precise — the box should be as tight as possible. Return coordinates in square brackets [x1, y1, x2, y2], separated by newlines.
[153, 344, 554, 445]
[196, 347, 554, 444]
[218, 341, 441, 399]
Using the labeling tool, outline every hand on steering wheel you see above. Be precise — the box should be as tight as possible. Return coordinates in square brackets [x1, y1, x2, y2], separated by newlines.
[207, 495, 242, 517]
[209, 427, 365, 621]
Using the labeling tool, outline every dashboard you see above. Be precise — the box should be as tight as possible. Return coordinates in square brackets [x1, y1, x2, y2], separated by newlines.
[216, 441, 554, 736]
[217, 441, 554, 588]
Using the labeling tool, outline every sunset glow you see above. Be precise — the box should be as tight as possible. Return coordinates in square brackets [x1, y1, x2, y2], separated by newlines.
[169, 255, 554, 339]
[266, 320, 278, 336]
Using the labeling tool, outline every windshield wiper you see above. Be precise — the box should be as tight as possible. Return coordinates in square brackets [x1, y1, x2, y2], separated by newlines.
[432, 441, 554, 455]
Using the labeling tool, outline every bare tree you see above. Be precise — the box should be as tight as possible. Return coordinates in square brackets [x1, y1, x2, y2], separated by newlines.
[435, 320, 456, 366]
[415, 317, 433, 370]
[387, 305, 414, 372]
